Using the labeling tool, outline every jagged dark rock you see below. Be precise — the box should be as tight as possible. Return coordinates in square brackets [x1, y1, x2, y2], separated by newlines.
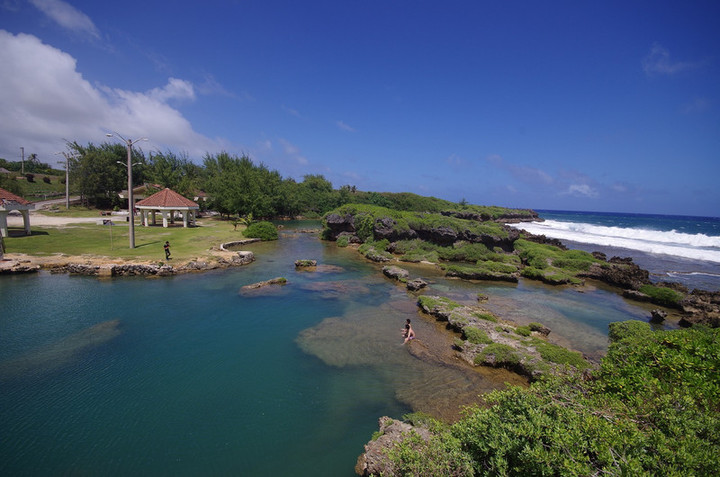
[649, 309, 667, 323]
[323, 213, 356, 237]
[580, 258, 650, 290]
[521, 231, 568, 250]
[382, 265, 409, 281]
[679, 288, 720, 327]
[529, 322, 551, 336]
[406, 278, 428, 291]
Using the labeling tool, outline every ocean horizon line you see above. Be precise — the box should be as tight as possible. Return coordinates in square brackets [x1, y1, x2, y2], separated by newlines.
[534, 209, 720, 221]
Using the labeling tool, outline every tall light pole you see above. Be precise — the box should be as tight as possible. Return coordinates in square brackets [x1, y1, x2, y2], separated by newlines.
[55, 150, 79, 210]
[106, 132, 147, 249]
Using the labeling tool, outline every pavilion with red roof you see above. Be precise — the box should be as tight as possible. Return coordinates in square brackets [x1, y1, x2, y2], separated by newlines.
[135, 188, 199, 228]
[0, 187, 34, 237]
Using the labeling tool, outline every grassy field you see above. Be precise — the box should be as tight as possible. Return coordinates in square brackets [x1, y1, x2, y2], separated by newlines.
[4, 216, 247, 262]
[3, 174, 68, 200]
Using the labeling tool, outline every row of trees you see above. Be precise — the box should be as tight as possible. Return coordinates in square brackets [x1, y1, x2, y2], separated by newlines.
[64, 142, 351, 218]
[4, 142, 473, 218]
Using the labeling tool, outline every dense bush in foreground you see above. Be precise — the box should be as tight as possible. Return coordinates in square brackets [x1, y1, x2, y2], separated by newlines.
[382, 323, 720, 476]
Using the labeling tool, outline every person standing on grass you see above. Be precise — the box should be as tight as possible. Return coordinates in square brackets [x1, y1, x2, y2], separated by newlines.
[164, 241, 171, 260]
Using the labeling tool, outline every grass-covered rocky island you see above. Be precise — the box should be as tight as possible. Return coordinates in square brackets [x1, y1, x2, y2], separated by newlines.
[318, 196, 720, 476]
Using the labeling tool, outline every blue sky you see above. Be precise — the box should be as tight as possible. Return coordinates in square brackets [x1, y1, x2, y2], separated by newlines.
[1, 1, 718, 216]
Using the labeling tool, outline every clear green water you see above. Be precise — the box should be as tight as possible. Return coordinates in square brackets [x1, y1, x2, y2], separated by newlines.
[0, 224, 661, 476]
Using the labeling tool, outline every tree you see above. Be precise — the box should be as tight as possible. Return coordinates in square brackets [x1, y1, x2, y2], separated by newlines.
[145, 150, 202, 197]
[68, 141, 145, 207]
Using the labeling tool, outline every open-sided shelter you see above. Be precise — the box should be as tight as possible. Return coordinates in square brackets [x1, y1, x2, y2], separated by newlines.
[0, 187, 34, 237]
[135, 188, 199, 228]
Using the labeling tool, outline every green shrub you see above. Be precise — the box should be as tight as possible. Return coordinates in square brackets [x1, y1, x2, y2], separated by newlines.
[607, 320, 653, 343]
[477, 343, 521, 367]
[515, 325, 531, 337]
[473, 312, 498, 323]
[638, 284, 684, 307]
[243, 221, 278, 241]
[418, 295, 462, 311]
[515, 239, 600, 285]
[384, 324, 720, 475]
[336, 235, 349, 247]
[354, 212, 375, 242]
[530, 338, 589, 369]
[385, 429, 474, 477]
[463, 326, 493, 345]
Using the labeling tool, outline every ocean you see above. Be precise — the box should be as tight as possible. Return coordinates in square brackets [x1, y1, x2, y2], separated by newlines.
[508, 210, 720, 292]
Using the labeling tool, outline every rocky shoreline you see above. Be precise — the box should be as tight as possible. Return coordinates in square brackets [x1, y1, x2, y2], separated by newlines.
[0, 249, 256, 277]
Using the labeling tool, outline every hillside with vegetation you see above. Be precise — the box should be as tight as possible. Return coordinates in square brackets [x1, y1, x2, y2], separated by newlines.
[358, 322, 720, 476]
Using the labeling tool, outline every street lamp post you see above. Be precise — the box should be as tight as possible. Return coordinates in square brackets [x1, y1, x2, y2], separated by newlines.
[106, 133, 147, 249]
[56, 151, 79, 210]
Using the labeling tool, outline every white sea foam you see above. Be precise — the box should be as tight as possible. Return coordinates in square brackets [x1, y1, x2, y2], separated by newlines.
[508, 220, 720, 264]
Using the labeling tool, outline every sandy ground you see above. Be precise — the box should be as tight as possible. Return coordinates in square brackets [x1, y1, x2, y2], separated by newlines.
[6, 212, 114, 226]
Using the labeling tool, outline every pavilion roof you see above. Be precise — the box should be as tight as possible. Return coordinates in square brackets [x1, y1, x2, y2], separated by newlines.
[135, 188, 198, 208]
[0, 187, 31, 206]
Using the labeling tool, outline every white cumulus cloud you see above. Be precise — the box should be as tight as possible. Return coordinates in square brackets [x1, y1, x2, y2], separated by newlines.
[0, 30, 223, 163]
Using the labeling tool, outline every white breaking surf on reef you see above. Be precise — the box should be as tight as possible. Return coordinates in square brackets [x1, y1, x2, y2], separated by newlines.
[508, 220, 720, 264]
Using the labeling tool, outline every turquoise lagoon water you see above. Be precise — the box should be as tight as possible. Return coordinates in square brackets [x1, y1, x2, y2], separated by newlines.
[1, 224, 663, 476]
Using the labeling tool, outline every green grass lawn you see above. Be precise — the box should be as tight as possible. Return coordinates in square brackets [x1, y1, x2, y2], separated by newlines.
[4, 217, 246, 262]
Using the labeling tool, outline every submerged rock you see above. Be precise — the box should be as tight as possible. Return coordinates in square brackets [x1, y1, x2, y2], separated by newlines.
[240, 277, 287, 291]
[294, 259, 317, 268]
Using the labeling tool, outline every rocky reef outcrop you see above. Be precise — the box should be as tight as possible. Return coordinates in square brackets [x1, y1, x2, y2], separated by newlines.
[323, 212, 519, 251]
[679, 288, 720, 327]
[2, 251, 255, 277]
[417, 295, 590, 379]
[579, 256, 650, 290]
[355, 417, 434, 477]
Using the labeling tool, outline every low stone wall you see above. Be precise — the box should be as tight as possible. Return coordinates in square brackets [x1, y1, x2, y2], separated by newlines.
[1, 251, 255, 277]
[220, 239, 261, 251]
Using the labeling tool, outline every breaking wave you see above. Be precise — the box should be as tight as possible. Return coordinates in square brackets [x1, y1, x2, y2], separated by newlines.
[508, 220, 720, 264]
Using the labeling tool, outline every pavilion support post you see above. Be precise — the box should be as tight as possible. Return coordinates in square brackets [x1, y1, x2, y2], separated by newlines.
[0, 211, 8, 238]
[21, 210, 30, 235]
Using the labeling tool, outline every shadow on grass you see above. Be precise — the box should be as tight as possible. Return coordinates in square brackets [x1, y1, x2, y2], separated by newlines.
[7, 230, 50, 237]
[135, 240, 165, 250]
